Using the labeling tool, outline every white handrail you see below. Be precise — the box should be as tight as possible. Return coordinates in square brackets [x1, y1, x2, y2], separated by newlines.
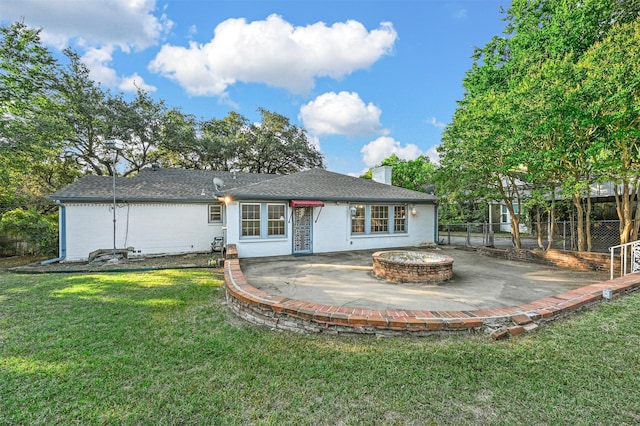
[609, 240, 640, 280]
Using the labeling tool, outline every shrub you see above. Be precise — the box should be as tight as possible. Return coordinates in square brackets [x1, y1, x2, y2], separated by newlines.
[0, 208, 58, 256]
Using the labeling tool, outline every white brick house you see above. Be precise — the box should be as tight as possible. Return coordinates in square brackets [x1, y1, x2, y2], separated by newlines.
[47, 167, 438, 261]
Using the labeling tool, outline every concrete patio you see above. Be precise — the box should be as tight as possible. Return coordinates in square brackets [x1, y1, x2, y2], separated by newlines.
[239, 246, 609, 312]
[220, 245, 640, 338]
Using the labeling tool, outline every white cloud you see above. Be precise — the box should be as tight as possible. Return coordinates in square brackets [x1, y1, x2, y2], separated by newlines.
[299, 92, 385, 137]
[81, 46, 119, 86]
[149, 14, 397, 96]
[426, 117, 446, 129]
[81, 47, 156, 93]
[2, 0, 173, 52]
[425, 145, 441, 165]
[119, 73, 157, 93]
[2, 0, 168, 93]
[307, 134, 321, 150]
[361, 136, 423, 167]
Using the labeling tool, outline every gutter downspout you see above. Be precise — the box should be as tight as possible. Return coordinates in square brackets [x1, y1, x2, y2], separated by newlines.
[41, 200, 66, 265]
[434, 203, 439, 244]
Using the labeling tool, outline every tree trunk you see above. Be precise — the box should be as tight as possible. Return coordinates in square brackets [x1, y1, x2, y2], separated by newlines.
[536, 206, 544, 250]
[507, 199, 522, 250]
[586, 196, 592, 252]
[632, 183, 640, 241]
[511, 216, 522, 249]
[572, 194, 586, 252]
[622, 182, 632, 245]
[547, 199, 556, 252]
[614, 181, 635, 245]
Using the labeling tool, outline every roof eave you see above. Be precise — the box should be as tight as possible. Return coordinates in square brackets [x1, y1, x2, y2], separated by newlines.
[50, 196, 217, 203]
[219, 193, 437, 204]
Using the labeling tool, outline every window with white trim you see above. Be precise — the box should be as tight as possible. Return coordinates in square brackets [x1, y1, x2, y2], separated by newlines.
[208, 204, 223, 223]
[350, 204, 408, 235]
[240, 202, 288, 239]
[267, 204, 286, 236]
[241, 203, 261, 237]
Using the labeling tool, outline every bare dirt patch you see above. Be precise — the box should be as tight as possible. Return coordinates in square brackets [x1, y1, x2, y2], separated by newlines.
[0, 256, 47, 269]
[4, 252, 222, 273]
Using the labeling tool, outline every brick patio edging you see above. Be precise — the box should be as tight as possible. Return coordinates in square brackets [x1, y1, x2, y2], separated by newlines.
[223, 245, 640, 339]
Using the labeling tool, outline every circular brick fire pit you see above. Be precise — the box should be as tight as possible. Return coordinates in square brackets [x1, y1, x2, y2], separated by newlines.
[372, 250, 454, 283]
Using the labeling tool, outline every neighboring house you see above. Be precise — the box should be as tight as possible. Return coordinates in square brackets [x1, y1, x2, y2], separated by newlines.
[488, 202, 529, 233]
[47, 166, 438, 262]
[490, 181, 627, 234]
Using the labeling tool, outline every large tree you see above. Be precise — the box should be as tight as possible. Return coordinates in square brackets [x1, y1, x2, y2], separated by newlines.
[579, 19, 640, 244]
[0, 21, 76, 213]
[161, 109, 324, 174]
[238, 108, 324, 174]
[362, 154, 436, 192]
[159, 111, 245, 171]
[59, 51, 187, 177]
[107, 89, 180, 176]
[438, 0, 640, 251]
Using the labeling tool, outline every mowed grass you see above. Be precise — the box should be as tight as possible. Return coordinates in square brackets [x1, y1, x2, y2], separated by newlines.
[1, 269, 640, 425]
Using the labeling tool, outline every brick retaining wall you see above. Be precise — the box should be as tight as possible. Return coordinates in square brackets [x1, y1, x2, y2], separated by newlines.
[476, 246, 619, 272]
[223, 245, 640, 339]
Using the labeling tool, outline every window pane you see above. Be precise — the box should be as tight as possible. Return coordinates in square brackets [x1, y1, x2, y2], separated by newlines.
[394, 205, 406, 232]
[209, 204, 222, 222]
[241, 204, 261, 237]
[371, 205, 389, 233]
[267, 204, 286, 236]
[351, 205, 365, 233]
[500, 205, 508, 223]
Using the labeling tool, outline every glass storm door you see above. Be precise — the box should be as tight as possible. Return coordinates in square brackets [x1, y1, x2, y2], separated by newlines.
[292, 207, 313, 254]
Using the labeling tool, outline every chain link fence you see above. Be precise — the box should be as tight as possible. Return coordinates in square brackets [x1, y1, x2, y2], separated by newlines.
[438, 220, 623, 253]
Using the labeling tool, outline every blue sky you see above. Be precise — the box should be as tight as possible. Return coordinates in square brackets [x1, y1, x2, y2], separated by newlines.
[1, 0, 510, 176]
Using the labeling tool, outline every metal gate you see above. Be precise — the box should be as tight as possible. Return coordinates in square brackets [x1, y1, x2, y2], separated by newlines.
[609, 240, 640, 279]
[292, 207, 312, 254]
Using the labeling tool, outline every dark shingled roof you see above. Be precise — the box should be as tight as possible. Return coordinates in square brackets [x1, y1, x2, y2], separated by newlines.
[49, 168, 277, 202]
[223, 169, 435, 203]
[50, 167, 436, 204]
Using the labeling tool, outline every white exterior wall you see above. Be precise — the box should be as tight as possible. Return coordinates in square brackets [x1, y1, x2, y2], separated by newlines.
[62, 200, 437, 261]
[63, 202, 224, 262]
[223, 201, 292, 258]
[227, 201, 437, 258]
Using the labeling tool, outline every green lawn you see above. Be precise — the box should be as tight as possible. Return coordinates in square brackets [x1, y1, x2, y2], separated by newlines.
[1, 269, 639, 425]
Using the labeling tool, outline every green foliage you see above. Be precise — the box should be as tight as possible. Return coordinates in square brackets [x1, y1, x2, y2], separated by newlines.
[438, 201, 489, 224]
[1, 19, 326, 246]
[239, 108, 325, 174]
[437, 0, 640, 250]
[362, 154, 435, 191]
[0, 208, 58, 255]
[0, 21, 70, 214]
[161, 108, 325, 174]
[0, 20, 62, 152]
